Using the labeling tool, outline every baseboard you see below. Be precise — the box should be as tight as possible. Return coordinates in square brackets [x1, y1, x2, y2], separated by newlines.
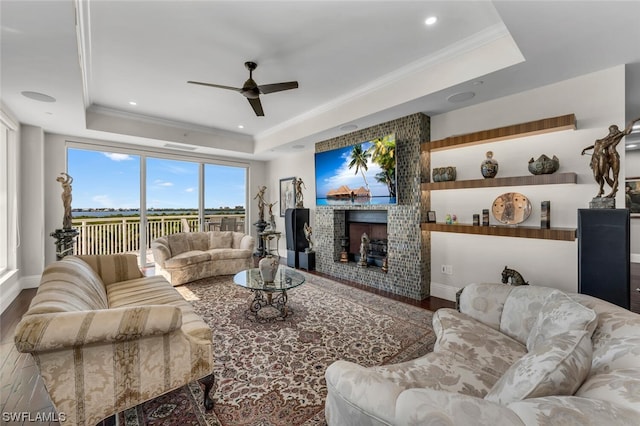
[21, 274, 41, 289]
[430, 281, 461, 302]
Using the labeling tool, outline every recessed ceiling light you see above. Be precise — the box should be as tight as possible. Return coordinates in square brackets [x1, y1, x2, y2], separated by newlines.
[238, 124, 244, 129]
[627, 144, 638, 148]
[340, 124, 358, 132]
[129, 101, 137, 106]
[447, 91, 476, 103]
[292, 144, 304, 149]
[425, 16, 438, 26]
[21, 91, 56, 102]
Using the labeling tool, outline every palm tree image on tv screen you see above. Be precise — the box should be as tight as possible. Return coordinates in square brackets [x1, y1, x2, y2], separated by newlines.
[315, 134, 396, 206]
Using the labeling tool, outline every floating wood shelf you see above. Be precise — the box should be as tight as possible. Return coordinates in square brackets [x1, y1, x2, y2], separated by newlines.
[421, 172, 577, 191]
[422, 113, 576, 152]
[421, 223, 576, 241]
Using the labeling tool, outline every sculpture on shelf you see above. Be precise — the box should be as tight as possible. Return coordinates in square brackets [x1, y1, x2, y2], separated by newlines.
[358, 233, 369, 268]
[501, 266, 529, 286]
[303, 222, 313, 252]
[254, 185, 267, 222]
[581, 117, 640, 199]
[294, 177, 306, 208]
[56, 172, 73, 230]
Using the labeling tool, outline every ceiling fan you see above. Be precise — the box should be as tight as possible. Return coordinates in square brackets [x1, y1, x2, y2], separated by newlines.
[188, 61, 299, 117]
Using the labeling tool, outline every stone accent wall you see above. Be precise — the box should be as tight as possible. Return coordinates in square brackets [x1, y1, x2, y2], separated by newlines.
[314, 113, 430, 299]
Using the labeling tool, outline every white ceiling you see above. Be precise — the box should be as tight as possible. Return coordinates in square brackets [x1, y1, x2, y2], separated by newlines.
[2, 0, 640, 160]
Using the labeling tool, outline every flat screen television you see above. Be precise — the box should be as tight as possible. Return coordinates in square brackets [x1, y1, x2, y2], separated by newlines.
[315, 133, 396, 206]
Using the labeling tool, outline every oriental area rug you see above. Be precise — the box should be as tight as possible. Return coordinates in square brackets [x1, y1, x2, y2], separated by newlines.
[119, 272, 435, 425]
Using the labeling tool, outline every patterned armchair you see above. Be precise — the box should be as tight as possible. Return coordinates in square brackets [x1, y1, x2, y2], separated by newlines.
[14, 254, 215, 425]
[325, 283, 640, 425]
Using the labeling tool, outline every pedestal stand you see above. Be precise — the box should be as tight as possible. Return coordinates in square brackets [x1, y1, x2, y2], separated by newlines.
[589, 197, 615, 209]
[253, 220, 268, 257]
[50, 228, 79, 260]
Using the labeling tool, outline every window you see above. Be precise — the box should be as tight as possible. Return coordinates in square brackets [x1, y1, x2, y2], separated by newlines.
[0, 113, 18, 276]
[67, 145, 247, 266]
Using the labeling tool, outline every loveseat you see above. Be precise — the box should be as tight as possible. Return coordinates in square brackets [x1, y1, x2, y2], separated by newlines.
[152, 230, 255, 286]
[325, 283, 640, 425]
[14, 254, 215, 425]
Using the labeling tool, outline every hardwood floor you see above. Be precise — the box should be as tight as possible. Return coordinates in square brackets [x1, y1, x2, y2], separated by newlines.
[0, 270, 452, 425]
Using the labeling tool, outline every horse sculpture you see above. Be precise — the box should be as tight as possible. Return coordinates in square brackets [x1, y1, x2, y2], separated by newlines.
[501, 266, 529, 286]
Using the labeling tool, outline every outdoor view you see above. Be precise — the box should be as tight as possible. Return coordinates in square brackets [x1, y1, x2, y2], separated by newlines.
[68, 148, 247, 263]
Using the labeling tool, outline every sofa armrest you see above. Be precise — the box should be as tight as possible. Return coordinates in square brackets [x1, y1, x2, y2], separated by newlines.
[240, 234, 255, 251]
[14, 305, 182, 353]
[396, 388, 525, 426]
[76, 254, 143, 285]
[151, 237, 172, 267]
[458, 283, 514, 329]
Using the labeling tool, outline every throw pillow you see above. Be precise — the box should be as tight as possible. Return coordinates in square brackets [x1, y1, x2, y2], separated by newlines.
[210, 231, 233, 248]
[526, 290, 597, 352]
[484, 330, 592, 405]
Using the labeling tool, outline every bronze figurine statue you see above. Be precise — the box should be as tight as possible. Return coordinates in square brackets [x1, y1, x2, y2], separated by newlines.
[581, 117, 640, 199]
[254, 185, 267, 222]
[294, 178, 306, 208]
[56, 172, 73, 229]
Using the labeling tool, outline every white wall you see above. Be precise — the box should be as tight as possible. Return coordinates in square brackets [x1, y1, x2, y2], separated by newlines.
[264, 149, 316, 254]
[19, 125, 47, 281]
[429, 66, 626, 299]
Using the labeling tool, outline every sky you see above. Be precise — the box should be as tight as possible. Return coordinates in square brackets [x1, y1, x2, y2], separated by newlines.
[68, 148, 246, 209]
[314, 141, 389, 199]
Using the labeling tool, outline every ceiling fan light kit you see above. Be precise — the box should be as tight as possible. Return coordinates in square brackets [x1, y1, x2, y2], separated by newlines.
[188, 61, 299, 117]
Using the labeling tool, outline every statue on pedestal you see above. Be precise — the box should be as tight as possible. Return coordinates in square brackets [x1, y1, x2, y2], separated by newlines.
[303, 222, 313, 252]
[581, 117, 640, 202]
[358, 233, 369, 268]
[56, 172, 73, 230]
[294, 178, 306, 208]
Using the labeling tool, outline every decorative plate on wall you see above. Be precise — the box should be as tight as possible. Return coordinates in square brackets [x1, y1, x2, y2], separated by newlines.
[492, 192, 532, 225]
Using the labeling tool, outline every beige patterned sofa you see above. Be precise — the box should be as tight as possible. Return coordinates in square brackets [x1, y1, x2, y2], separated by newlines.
[152, 231, 255, 286]
[325, 283, 640, 425]
[14, 254, 215, 425]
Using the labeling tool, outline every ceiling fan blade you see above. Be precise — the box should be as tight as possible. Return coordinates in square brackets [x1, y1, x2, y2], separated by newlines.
[187, 81, 242, 92]
[248, 97, 264, 116]
[258, 81, 299, 95]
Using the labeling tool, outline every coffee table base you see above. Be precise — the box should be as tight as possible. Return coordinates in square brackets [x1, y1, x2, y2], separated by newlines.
[247, 289, 292, 321]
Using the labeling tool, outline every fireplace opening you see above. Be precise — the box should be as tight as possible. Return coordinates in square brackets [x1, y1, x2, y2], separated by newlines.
[345, 210, 388, 267]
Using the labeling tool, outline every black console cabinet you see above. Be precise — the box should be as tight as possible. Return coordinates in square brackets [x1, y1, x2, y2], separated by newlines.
[578, 209, 630, 309]
[285, 208, 309, 268]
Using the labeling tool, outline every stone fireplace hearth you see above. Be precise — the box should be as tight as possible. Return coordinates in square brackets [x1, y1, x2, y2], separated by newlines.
[313, 113, 431, 300]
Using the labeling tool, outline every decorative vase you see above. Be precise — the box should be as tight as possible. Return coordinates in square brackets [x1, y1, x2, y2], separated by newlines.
[258, 255, 279, 283]
[480, 151, 499, 178]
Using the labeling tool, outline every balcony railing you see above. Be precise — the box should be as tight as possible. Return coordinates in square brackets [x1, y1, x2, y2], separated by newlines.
[71, 214, 246, 256]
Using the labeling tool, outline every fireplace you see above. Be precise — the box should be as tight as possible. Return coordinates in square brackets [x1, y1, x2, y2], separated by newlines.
[346, 210, 388, 267]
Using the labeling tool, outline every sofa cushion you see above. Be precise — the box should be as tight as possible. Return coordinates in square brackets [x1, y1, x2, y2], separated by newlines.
[208, 248, 253, 260]
[526, 290, 597, 351]
[26, 257, 109, 313]
[210, 231, 233, 248]
[459, 283, 514, 330]
[164, 251, 211, 269]
[499, 285, 557, 345]
[77, 254, 143, 286]
[575, 368, 640, 413]
[433, 308, 527, 376]
[107, 275, 212, 341]
[167, 232, 191, 256]
[188, 232, 210, 251]
[232, 232, 245, 249]
[485, 330, 592, 405]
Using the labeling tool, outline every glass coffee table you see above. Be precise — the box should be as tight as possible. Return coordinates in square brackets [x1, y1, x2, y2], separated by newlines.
[233, 267, 305, 321]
